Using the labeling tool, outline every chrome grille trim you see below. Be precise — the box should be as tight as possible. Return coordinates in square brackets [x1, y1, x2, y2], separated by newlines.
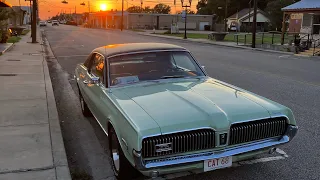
[142, 129, 215, 158]
[229, 117, 288, 145]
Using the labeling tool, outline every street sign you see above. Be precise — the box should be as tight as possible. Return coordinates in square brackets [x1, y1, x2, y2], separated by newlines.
[181, 10, 186, 18]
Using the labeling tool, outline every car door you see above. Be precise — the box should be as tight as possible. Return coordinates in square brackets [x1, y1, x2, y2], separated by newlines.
[82, 53, 109, 129]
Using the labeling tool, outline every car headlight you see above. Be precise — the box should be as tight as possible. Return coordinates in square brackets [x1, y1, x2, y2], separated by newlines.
[285, 125, 298, 141]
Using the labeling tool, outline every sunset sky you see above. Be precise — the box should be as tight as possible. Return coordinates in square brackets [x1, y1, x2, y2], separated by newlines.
[7, 0, 197, 19]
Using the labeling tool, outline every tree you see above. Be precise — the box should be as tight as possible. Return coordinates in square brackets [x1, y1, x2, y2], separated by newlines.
[153, 3, 171, 14]
[126, 6, 143, 13]
[144, 6, 154, 13]
[196, 0, 271, 16]
[265, 0, 298, 30]
[177, 9, 196, 14]
[196, 0, 212, 15]
[0, 8, 13, 43]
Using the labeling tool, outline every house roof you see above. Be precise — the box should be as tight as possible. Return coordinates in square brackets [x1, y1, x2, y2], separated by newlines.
[228, 8, 269, 22]
[229, 8, 252, 19]
[282, 0, 320, 11]
[13, 6, 32, 13]
[228, 8, 266, 19]
[0, 0, 11, 7]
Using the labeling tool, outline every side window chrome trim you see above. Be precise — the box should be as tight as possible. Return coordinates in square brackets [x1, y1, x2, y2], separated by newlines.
[89, 52, 107, 87]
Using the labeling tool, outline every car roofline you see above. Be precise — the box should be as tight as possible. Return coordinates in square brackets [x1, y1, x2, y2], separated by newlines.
[105, 49, 189, 59]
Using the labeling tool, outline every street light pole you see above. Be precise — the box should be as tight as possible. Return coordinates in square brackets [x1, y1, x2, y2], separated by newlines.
[181, 0, 191, 39]
[31, 0, 37, 43]
[121, 0, 124, 31]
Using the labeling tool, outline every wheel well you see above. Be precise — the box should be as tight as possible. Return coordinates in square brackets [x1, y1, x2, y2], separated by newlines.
[108, 122, 113, 137]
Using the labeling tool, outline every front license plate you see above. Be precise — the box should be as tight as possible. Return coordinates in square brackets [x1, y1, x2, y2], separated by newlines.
[204, 156, 232, 172]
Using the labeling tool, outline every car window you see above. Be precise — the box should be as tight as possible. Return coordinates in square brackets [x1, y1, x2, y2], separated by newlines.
[90, 53, 105, 84]
[109, 51, 204, 86]
[171, 52, 199, 72]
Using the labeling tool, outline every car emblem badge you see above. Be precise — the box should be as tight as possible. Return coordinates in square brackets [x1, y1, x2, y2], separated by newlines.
[220, 133, 227, 145]
[155, 143, 172, 153]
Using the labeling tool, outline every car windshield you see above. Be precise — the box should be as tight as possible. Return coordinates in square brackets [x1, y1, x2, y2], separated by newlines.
[109, 51, 205, 86]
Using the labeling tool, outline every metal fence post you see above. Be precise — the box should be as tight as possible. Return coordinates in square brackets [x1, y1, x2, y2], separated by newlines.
[272, 33, 274, 44]
[245, 34, 247, 45]
[262, 33, 264, 44]
[314, 41, 316, 56]
[237, 35, 239, 45]
[307, 34, 310, 49]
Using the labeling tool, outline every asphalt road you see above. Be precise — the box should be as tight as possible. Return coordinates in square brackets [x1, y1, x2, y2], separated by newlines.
[43, 25, 320, 180]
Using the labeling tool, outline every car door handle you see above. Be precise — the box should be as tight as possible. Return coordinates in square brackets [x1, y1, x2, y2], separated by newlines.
[83, 80, 89, 84]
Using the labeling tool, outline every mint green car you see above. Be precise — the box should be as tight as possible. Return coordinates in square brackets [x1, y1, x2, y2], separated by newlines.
[75, 43, 298, 179]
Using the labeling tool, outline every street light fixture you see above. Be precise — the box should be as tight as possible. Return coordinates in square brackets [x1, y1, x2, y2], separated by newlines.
[80, 1, 90, 13]
[181, 0, 192, 39]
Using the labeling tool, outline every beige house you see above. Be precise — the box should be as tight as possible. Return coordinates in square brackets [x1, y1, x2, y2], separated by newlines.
[88, 11, 214, 31]
[227, 8, 270, 32]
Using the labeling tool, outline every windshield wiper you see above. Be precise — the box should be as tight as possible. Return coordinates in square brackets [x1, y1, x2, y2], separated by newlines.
[160, 75, 186, 79]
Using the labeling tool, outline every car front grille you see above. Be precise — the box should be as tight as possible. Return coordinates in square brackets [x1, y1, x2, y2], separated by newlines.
[229, 117, 288, 145]
[142, 129, 215, 158]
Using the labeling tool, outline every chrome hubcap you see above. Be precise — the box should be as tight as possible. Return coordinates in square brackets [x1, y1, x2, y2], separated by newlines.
[112, 149, 120, 171]
[112, 134, 120, 172]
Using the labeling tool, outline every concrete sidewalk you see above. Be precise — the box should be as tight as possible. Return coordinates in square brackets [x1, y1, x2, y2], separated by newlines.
[0, 31, 71, 180]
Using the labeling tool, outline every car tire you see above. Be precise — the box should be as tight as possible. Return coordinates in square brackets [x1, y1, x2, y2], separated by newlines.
[78, 88, 92, 117]
[109, 127, 140, 180]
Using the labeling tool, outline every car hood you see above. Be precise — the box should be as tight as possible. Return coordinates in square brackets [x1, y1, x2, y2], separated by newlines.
[111, 78, 286, 135]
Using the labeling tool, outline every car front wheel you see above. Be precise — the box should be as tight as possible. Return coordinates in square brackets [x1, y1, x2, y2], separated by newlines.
[109, 127, 140, 180]
[78, 88, 92, 117]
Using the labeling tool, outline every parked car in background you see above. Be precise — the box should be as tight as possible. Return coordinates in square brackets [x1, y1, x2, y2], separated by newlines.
[39, 21, 47, 27]
[52, 20, 59, 26]
[74, 43, 298, 180]
[47, 20, 52, 23]
[59, 20, 66, 24]
[66, 21, 77, 26]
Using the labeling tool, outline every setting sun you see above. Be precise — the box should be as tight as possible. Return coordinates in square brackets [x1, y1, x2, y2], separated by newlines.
[100, 4, 107, 11]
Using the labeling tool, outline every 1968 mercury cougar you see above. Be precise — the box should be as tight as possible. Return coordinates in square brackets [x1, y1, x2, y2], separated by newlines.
[75, 43, 298, 179]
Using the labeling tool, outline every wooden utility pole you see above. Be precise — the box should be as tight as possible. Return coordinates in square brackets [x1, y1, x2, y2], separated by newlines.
[224, 0, 228, 31]
[121, 0, 124, 31]
[252, 0, 257, 48]
[32, 0, 37, 43]
[281, 12, 286, 45]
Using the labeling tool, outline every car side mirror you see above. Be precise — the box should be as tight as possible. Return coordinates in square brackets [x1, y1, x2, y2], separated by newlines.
[90, 76, 100, 84]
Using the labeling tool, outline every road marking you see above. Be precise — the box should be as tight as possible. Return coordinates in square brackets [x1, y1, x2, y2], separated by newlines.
[56, 55, 88, 58]
[276, 148, 289, 157]
[279, 55, 291, 58]
[52, 45, 84, 49]
[147, 148, 289, 180]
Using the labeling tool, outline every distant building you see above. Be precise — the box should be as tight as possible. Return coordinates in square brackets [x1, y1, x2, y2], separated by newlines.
[88, 11, 214, 31]
[282, 0, 320, 39]
[227, 8, 270, 32]
[11, 6, 32, 26]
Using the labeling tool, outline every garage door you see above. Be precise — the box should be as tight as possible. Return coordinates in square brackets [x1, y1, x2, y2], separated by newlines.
[199, 22, 209, 31]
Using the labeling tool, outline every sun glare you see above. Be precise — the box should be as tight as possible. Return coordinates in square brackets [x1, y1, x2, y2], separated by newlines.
[100, 4, 107, 11]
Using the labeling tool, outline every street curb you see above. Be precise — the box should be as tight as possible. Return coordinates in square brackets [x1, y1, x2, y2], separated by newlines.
[39, 30, 72, 180]
[0, 43, 14, 55]
[139, 33, 294, 55]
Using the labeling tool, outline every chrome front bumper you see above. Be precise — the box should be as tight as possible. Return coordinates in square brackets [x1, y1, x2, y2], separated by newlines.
[133, 125, 298, 170]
